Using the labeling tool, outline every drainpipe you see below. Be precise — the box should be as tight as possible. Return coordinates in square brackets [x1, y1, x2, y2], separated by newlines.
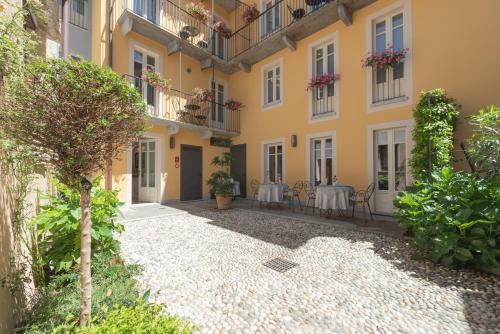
[105, 0, 114, 191]
[62, 0, 69, 58]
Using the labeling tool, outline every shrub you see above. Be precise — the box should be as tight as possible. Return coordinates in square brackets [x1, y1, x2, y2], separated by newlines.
[410, 89, 459, 182]
[25, 253, 142, 334]
[395, 167, 499, 269]
[34, 177, 123, 273]
[52, 302, 192, 334]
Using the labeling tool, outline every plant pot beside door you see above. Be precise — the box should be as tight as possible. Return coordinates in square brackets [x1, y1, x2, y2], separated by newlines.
[215, 193, 233, 210]
[206, 150, 234, 210]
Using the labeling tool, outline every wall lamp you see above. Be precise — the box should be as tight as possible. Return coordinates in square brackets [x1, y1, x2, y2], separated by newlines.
[291, 134, 298, 147]
[169, 136, 175, 149]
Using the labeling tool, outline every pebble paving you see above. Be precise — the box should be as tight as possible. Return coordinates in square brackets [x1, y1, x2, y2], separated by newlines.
[117, 206, 500, 334]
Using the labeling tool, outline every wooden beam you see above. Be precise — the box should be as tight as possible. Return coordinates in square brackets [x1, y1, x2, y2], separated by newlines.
[200, 58, 213, 70]
[238, 62, 251, 73]
[167, 40, 181, 56]
[282, 35, 296, 51]
[337, 3, 352, 26]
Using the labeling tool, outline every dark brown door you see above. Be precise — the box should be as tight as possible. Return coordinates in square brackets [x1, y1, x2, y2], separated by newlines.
[180, 145, 203, 201]
[230, 144, 247, 197]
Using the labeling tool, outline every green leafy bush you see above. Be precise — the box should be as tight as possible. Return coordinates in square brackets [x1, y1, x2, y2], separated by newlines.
[26, 253, 142, 334]
[34, 177, 123, 272]
[410, 89, 460, 182]
[395, 167, 499, 269]
[206, 152, 233, 196]
[52, 302, 192, 334]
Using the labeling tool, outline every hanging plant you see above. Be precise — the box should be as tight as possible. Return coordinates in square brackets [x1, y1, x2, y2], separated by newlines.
[186, 2, 209, 23]
[193, 87, 214, 102]
[241, 4, 260, 24]
[361, 45, 409, 69]
[214, 21, 232, 38]
[140, 69, 171, 92]
[307, 73, 340, 90]
[224, 98, 244, 111]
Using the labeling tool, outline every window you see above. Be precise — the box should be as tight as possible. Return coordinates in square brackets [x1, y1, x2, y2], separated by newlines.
[265, 143, 283, 183]
[371, 11, 407, 104]
[70, 0, 88, 29]
[211, 80, 225, 125]
[262, 0, 281, 36]
[263, 64, 281, 107]
[133, 0, 157, 23]
[133, 50, 158, 115]
[311, 137, 334, 185]
[312, 41, 335, 116]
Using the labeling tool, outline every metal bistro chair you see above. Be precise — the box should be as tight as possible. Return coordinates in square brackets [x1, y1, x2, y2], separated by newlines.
[304, 181, 317, 215]
[283, 181, 303, 212]
[250, 179, 260, 208]
[350, 183, 375, 222]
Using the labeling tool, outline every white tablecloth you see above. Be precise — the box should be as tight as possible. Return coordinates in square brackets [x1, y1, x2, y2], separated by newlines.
[257, 184, 285, 203]
[233, 181, 241, 196]
[315, 185, 354, 210]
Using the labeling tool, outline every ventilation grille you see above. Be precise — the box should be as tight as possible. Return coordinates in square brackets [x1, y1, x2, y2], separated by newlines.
[263, 258, 298, 273]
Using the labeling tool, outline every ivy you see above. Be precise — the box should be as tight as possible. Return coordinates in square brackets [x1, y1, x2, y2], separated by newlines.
[410, 89, 460, 182]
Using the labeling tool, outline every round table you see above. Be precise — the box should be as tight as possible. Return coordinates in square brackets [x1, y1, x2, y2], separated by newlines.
[315, 185, 354, 212]
[257, 184, 285, 203]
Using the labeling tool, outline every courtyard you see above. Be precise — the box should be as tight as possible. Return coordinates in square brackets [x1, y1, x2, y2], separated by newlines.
[117, 203, 500, 334]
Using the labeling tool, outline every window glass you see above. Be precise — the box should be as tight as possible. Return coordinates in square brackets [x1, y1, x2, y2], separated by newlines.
[149, 151, 155, 187]
[275, 67, 281, 101]
[392, 13, 404, 51]
[375, 21, 386, 53]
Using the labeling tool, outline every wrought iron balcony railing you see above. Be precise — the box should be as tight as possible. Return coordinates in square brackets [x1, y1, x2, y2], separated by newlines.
[311, 84, 336, 117]
[227, 0, 332, 60]
[123, 75, 240, 134]
[372, 63, 406, 104]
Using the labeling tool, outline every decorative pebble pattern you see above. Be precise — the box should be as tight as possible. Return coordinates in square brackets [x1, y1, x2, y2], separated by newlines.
[118, 207, 500, 334]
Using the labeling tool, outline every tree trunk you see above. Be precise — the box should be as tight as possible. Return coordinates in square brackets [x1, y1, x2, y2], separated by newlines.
[79, 179, 92, 326]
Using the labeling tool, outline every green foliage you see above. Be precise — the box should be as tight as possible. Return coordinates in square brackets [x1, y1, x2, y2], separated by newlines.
[410, 89, 460, 182]
[34, 177, 123, 273]
[395, 167, 500, 269]
[51, 302, 192, 334]
[466, 105, 499, 176]
[206, 152, 233, 196]
[25, 253, 143, 334]
[0, 58, 146, 189]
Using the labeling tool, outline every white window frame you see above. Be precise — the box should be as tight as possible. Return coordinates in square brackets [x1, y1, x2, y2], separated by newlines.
[308, 32, 339, 122]
[260, 0, 282, 37]
[305, 131, 337, 185]
[261, 58, 283, 111]
[365, 0, 412, 113]
[69, 0, 88, 29]
[128, 40, 163, 117]
[261, 138, 285, 183]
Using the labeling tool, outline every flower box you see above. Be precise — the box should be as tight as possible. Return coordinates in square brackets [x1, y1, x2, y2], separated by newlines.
[307, 73, 340, 90]
[186, 2, 209, 23]
[241, 4, 260, 24]
[140, 69, 171, 92]
[361, 46, 409, 69]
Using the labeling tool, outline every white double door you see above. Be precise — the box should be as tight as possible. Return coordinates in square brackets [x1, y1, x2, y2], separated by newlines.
[138, 139, 157, 203]
[374, 128, 407, 213]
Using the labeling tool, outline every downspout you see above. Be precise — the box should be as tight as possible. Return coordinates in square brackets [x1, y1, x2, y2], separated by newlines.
[105, 0, 114, 190]
[62, 0, 69, 58]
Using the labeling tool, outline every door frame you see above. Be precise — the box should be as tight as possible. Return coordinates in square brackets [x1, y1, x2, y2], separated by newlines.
[230, 144, 247, 197]
[260, 138, 285, 183]
[208, 76, 229, 128]
[180, 144, 203, 201]
[125, 131, 166, 206]
[367, 119, 414, 213]
[137, 138, 158, 202]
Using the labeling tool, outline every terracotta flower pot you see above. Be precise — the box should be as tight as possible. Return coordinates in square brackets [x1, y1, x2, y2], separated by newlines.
[215, 194, 233, 210]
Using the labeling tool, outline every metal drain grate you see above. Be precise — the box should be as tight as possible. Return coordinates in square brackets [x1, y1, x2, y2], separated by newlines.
[263, 258, 298, 273]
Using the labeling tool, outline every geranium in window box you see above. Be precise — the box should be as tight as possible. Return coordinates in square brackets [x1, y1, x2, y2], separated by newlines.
[307, 73, 340, 90]
[214, 21, 232, 38]
[140, 69, 171, 92]
[241, 4, 260, 24]
[186, 2, 209, 23]
[193, 87, 214, 102]
[224, 98, 244, 111]
[361, 46, 409, 69]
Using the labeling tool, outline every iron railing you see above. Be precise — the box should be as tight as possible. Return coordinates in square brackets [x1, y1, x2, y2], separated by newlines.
[372, 63, 406, 104]
[227, 0, 332, 60]
[124, 75, 240, 134]
[311, 84, 336, 117]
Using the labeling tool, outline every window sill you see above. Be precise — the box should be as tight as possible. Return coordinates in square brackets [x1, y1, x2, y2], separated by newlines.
[261, 101, 282, 112]
[309, 111, 337, 123]
[368, 95, 410, 113]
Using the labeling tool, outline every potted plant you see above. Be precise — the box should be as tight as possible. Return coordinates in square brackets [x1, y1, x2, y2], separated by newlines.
[241, 4, 260, 24]
[224, 98, 244, 111]
[307, 73, 340, 90]
[141, 69, 172, 92]
[206, 152, 234, 209]
[193, 87, 214, 102]
[186, 2, 209, 23]
[361, 45, 409, 69]
[214, 21, 232, 38]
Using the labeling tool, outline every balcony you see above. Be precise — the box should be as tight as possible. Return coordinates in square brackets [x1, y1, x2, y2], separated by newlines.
[311, 84, 336, 117]
[224, 0, 377, 72]
[371, 64, 407, 105]
[124, 75, 240, 136]
[117, 0, 225, 66]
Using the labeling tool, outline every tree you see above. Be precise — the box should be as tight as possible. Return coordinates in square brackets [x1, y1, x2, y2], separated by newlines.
[0, 58, 147, 325]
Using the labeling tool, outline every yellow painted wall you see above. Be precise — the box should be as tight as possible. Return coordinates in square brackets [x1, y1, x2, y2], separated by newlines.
[100, 0, 500, 202]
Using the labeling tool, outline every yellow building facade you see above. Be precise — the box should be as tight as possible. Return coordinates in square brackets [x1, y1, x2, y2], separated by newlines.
[84, 0, 500, 213]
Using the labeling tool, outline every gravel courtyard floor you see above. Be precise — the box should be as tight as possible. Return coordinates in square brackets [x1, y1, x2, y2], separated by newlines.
[118, 205, 499, 334]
